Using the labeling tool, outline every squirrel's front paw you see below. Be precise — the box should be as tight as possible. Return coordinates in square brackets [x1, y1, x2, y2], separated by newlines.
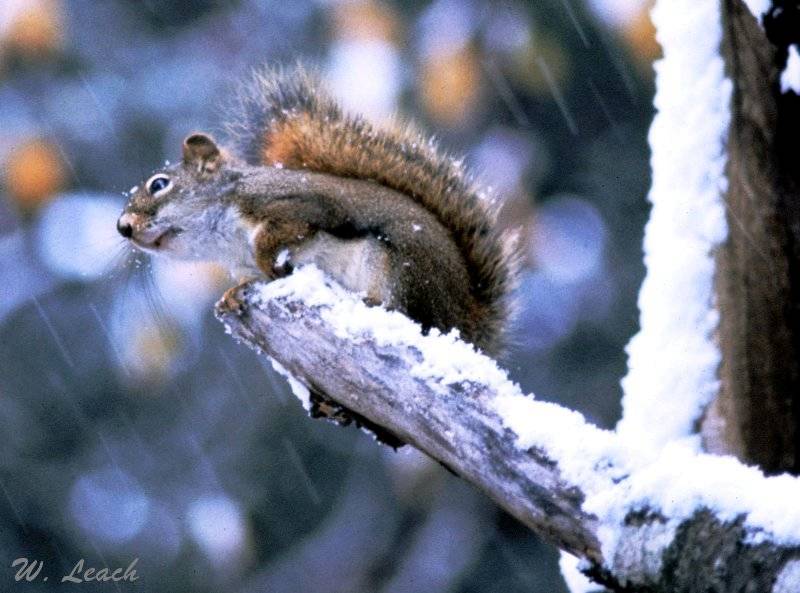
[216, 278, 256, 316]
[218, 285, 245, 316]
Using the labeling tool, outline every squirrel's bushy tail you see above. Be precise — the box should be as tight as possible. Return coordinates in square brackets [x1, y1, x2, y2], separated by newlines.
[224, 66, 517, 353]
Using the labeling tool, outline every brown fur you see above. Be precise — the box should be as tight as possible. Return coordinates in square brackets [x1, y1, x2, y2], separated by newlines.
[225, 66, 518, 353]
[233, 166, 480, 347]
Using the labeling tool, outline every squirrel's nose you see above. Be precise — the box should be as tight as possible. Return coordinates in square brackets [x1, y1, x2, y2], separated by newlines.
[117, 215, 134, 238]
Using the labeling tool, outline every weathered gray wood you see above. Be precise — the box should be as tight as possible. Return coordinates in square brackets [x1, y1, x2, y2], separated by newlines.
[216, 281, 800, 593]
[216, 282, 602, 561]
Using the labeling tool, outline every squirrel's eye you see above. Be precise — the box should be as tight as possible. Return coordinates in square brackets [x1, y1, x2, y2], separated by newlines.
[147, 175, 172, 196]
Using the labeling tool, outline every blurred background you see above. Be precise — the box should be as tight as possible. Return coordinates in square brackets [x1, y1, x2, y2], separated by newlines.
[0, 0, 658, 590]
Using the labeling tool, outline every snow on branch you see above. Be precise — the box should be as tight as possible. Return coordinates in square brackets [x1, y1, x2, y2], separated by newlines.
[216, 267, 800, 592]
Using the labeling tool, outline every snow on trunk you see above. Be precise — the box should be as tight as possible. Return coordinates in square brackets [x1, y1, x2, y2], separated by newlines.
[781, 45, 800, 95]
[617, 0, 732, 454]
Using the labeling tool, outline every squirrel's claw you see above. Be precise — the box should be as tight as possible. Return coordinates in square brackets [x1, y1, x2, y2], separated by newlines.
[216, 277, 257, 317]
[218, 286, 245, 316]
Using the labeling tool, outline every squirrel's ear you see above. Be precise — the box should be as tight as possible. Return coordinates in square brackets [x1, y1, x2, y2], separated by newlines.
[182, 133, 224, 173]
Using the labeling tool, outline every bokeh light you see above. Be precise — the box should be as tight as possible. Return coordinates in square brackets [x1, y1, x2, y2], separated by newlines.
[326, 39, 402, 120]
[36, 192, 123, 279]
[187, 495, 248, 566]
[69, 467, 151, 545]
[4, 138, 65, 211]
[587, 0, 649, 28]
[1, 0, 64, 59]
[532, 195, 607, 284]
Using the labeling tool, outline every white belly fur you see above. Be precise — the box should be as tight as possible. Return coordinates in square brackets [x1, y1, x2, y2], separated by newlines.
[291, 233, 392, 304]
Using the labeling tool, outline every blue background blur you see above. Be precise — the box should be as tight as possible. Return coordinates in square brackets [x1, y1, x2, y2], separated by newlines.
[0, 0, 656, 590]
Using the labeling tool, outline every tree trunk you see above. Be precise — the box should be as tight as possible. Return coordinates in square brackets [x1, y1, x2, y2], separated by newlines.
[704, 0, 800, 475]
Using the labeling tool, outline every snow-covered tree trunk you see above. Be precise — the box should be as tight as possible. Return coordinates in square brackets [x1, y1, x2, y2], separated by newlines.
[702, 0, 800, 475]
[214, 0, 800, 590]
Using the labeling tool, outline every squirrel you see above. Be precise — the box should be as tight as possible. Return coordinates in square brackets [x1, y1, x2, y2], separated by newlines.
[117, 66, 517, 355]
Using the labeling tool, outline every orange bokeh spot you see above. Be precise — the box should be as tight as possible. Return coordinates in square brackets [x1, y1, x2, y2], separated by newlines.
[331, 0, 400, 44]
[3, 0, 64, 58]
[5, 138, 66, 210]
[420, 46, 482, 128]
[623, 4, 661, 65]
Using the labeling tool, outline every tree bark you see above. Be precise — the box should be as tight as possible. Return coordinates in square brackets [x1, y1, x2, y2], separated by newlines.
[704, 0, 800, 474]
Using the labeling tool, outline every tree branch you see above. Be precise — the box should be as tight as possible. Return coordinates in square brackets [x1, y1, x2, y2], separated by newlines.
[216, 268, 800, 593]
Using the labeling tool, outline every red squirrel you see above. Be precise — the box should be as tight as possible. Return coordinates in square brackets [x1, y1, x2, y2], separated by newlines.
[117, 66, 517, 356]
